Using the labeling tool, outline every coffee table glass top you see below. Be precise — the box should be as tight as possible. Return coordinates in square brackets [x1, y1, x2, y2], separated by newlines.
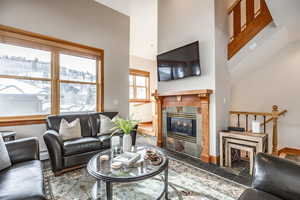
[87, 146, 168, 182]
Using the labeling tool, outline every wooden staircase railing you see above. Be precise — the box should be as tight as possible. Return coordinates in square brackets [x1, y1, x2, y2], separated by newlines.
[228, 0, 273, 59]
[230, 105, 288, 155]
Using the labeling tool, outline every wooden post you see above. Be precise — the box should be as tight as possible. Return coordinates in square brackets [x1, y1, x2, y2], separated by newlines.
[153, 90, 163, 147]
[199, 94, 210, 163]
[272, 105, 279, 155]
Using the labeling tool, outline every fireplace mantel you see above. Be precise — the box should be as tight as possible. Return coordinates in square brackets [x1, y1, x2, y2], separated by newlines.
[153, 89, 213, 163]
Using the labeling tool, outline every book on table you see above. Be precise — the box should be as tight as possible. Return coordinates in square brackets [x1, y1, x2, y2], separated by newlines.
[113, 152, 141, 166]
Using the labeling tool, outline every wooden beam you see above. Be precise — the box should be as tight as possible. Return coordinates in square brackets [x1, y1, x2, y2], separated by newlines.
[246, 0, 255, 25]
[228, 0, 273, 59]
[233, 2, 242, 37]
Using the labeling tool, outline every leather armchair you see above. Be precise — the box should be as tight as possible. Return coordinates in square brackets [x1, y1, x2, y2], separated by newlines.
[43, 112, 138, 175]
[238, 153, 300, 200]
[0, 137, 46, 200]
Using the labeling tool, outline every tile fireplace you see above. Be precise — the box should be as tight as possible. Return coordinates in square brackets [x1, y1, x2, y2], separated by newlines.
[164, 108, 201, 157]
[153, 89, 213, 163]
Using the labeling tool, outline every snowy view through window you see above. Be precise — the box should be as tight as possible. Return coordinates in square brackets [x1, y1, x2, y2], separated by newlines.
[0, 43, 97, 117]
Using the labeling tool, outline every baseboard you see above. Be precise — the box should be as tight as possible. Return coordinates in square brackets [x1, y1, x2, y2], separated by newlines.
[210, 155, 220, 165]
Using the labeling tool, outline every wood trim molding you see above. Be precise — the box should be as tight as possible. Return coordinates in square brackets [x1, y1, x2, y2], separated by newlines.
[129, 68, 150, 77]
[209, 155, 220, 165]
[155, 89, 213, 97]
[0, 116, 46, 127]
[278, 147, 300, 157]
[129, 68, 151, 101]
[0, 24, 103, 55]
[228, 0, 273, 59]
[129, 99, 151, 103]
[228, 0, 242, 14]
[0, 24, 105, 121]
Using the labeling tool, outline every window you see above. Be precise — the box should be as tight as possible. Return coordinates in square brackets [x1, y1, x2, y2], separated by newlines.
[59, 54, 97, 113]
[0, 25, 103, 125]
[0, 43, 52, 117]
[129, 69, 150, 102]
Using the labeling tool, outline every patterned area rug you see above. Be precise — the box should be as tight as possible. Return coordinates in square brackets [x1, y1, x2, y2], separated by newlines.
[44, 158, 246, 200]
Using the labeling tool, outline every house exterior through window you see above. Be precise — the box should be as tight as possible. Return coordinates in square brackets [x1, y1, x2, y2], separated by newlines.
[129, 69, 150, 103]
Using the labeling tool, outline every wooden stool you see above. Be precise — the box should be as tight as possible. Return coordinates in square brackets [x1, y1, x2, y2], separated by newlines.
[228, 143, 255, 175]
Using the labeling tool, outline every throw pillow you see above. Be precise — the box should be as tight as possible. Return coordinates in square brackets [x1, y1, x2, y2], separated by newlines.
[0, 135, 11, 171]
[98, 114, 118, 135]
[59, 118, 81, 141]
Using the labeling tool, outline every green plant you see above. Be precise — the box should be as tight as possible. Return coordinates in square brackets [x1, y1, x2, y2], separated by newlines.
[111, 117, 138, 135]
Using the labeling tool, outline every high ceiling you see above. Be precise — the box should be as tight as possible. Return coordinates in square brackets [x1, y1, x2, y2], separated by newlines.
[94, 0, 158, 60]
[94, 0, 130, 16]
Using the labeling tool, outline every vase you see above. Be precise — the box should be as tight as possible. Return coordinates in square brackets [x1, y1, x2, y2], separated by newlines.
[111, 136, 121, 155]
[122, 134, 132, 152]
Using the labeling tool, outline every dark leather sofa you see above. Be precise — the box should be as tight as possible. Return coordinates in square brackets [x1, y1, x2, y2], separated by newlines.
[239, 153, 300, 200]
[43, 112, 137, 176]
[0, 137, 46, 200]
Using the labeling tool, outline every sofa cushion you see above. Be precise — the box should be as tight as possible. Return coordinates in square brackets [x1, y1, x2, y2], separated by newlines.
[47, 113, 93, 137]
[0, 160, 46, 200]
[63, 137, 102, 156]
[59, 118, 81, 141]
[238, 189, 282, 200]
[90, 112, 119, 136]
[98, 114, 118, 135]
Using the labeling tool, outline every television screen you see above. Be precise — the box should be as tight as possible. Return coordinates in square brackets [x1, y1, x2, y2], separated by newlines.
[157, 41, 201, 81]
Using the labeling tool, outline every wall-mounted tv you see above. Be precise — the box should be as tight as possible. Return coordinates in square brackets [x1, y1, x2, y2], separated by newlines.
[157, 41, 201, 81]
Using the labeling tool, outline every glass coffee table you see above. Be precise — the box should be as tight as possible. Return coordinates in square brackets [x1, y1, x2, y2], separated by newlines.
[87, 146, 169, 200]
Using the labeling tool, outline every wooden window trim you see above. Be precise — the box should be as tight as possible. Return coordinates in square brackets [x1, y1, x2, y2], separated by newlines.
[129, 68, 150, 103]
[0, 25, 104, 126]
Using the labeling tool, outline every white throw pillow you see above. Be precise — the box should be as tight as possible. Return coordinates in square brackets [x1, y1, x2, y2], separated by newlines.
[98, 114, 118, 135]
[0, 135, 11, 171]
[59, 118, 81, 141]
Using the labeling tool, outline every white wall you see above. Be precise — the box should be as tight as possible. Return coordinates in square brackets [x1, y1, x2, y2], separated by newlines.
[130, 0, 158, 60]
[231, 41, 300, 150]
[214, 0, 231, 155]
[0, 0, 130, 151]
[158, 0, 215, 93]
[95, 0, 158, 60]
[229, 0, 300, 151]
[129, 55, 157, 122]
[157, 0, 230, 156]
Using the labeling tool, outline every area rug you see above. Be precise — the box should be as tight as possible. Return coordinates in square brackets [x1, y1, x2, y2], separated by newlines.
[44, 158, 246, 200]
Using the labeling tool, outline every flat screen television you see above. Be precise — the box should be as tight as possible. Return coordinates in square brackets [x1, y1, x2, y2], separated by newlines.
[157, 41, 201, 81]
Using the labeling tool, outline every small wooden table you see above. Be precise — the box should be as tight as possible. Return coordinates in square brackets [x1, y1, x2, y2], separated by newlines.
[220, 131, 268, 168]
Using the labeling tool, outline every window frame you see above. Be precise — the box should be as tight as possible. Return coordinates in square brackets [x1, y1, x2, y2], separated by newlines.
[129, 69, 150, 103]
[0, 25, 104, 126]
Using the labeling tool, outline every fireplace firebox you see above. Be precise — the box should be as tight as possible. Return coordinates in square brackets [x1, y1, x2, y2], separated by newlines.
[166, 112, 197, 144]
[167, 113, 196, 137]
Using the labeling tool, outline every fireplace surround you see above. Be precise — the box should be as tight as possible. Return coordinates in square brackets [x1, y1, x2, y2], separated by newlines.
[153, 89, 213, 163]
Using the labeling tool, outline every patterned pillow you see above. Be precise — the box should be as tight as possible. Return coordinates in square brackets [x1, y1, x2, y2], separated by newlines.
[0, 135, 11, 171]
[59, 118, 81, 141]
[98, 114, 118, 135]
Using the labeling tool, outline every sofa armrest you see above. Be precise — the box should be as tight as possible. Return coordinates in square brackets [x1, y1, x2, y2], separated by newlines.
[43, 130, 64, 172]
[5, 137, 40, 164]
[252, 153, 300, 200]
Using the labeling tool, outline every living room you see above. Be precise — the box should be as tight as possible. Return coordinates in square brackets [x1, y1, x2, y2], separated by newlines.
[0, 0, 300, 200]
